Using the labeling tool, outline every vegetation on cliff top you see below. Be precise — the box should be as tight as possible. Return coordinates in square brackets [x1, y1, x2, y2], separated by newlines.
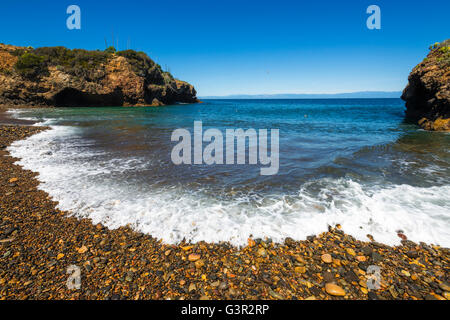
[12, 46, 173, 83]
[426, 40, 450, 67]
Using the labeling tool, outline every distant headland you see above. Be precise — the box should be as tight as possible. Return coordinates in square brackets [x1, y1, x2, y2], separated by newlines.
[200, 91, 402, 100]
[0, 44, 198, 107]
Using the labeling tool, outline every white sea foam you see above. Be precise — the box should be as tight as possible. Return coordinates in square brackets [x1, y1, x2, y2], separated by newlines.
[8, 125, 450, 247]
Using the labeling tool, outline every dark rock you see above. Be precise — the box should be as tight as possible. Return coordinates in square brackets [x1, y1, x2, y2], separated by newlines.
[344, 270, 359, 283]
[358, 262, 369, 271]
[406, 250, 419, 259]
[2, 226, 17, 237]
[371, 251, 382, 263]
[110, 294, 121, 300]
[361, 246, 373, 256]
[284, 237, 296, 247]
[323, 272, 334, 283]
[368, 291, 378, 300]
[401, 39, 450, 131]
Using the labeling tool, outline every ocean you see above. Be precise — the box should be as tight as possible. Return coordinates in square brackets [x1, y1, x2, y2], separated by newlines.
[7, 99, 450, 246]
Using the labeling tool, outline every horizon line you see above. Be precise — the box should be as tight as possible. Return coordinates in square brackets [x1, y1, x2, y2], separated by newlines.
[199, 90, 403, 99]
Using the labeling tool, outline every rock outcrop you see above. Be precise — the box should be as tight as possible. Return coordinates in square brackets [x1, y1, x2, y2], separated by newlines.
[401, 40, 450, 131]
[0, 44, 198, 107]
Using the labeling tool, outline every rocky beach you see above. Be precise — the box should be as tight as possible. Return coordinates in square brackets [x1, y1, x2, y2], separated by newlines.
[0, 106, 449, 300]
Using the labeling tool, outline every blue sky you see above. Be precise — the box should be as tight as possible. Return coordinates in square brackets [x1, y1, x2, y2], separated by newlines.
[0, 0, 448, 96]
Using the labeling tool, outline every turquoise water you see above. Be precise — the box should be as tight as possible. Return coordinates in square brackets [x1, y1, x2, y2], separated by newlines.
[8, 99, 450, 246]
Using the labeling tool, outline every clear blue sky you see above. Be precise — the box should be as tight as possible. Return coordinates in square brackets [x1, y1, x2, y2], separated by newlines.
[0, 0, 448, 96]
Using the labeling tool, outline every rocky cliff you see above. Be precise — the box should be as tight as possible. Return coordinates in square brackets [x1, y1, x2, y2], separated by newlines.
[0, 44, 198, 107]
[402, 40, 450, 131]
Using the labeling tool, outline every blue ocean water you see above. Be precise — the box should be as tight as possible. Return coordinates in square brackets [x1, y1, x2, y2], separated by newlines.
[8, 99, 450, 246]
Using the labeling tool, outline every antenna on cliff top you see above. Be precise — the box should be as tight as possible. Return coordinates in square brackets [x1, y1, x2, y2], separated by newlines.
[112, 29, 115, 50]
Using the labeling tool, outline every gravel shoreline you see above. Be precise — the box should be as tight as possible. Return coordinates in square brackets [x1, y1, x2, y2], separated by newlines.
[0, 115, 449, 300]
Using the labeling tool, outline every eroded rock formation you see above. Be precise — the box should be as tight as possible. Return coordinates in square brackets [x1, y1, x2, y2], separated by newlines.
[402, 40, 450, 131]
[0, 44, 198, 107]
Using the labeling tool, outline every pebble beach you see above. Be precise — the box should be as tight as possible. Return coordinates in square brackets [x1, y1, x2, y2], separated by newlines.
[0, 107, 449, 300]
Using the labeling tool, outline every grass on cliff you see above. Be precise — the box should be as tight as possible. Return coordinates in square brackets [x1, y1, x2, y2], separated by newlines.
[14, 47, 112, 79]
[429, 40, 450, 67]
[13, 46, 176, 83]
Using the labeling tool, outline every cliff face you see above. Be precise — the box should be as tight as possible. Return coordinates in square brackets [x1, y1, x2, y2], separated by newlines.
[401, 40, 450, 131]
[0, 44, 198, 107]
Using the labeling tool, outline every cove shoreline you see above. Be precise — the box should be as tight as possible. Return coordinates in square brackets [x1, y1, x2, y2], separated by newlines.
[0, 105, 449, 300]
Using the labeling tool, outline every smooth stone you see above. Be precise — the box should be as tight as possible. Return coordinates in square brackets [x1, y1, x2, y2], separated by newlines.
[389, 287, 398, 298]
[368, 292, 378, 300]
[77, 246, 88, 254]
[371, 251, 382, 262]
[439, 282, 450, 292]
[268, 288, 284, 299]
[361, 246, 373, 256]
[406, 250, 419, 259]
[125, 275, 133, 282]
[356, 256, 366, 262]
[325, 283, 346, 296]
[321, 253, 332, 264]
[323, 272, 334, 283]
[296, 256, 306, 264]
[344, 270, 359, 283]
[401, 270, 410, 277]
[257, 248, 267, 258]
[284, 237, 296, 247]
[346, 248, 356, 256]
[425, 294, 437, 300]
[194, 259, 205, 268]
[433, 294, 446, 300]
[295, 266, 306, 274]
[188, 253, 201, 262]
[188, 283, 196, 292]
[218, 282, 228, 290]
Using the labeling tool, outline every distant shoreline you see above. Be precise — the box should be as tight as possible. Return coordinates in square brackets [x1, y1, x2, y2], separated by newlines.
[201, 97, 403, 100]
[199, 91, 402, 100]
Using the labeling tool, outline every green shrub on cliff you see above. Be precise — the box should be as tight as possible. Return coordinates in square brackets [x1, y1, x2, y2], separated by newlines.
[15, 52, 48, 79]
[425, 40, 450, 67]
[34, 47, 110, 71]
[436, 43, 450, 66]
[116, 50, 157, 71]
[104, 46, 116, 54]
[439, 46, 449, 54]
[12, 45, 175, 83]
[14, 47, 113, 80]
